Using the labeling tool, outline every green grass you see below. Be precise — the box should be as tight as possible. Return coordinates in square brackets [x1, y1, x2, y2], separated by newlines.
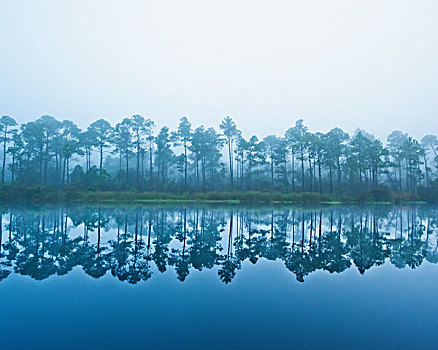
[0, 186, 334, 204]
[0, 185, 434, 205]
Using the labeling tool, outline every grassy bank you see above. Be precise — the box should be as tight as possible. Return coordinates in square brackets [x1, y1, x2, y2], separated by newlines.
[0, 185, 433, 205]
[0, 186, 333, 204]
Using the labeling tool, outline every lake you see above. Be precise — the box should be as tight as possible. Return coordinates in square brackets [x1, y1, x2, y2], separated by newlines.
[0, 205, 437, 349]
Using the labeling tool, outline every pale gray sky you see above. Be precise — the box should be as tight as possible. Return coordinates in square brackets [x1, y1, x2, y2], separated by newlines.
[1, 0, 437, 140]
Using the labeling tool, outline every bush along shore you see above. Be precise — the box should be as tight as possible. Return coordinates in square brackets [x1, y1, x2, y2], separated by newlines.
[0, 185, 434, 205]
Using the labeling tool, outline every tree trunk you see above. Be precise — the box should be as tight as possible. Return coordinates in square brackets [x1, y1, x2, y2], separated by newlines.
[337, 156, 341, 191]
[248, 161, 252, 190]
[398, 159, 402, 192]
[39, 145, 43, 184]
[2, 130, 6, 184]
[126, 150, 129, 189]
[11, 153, 15, 183]
[318, 159, 322, 194]
[149, 143, 153, 186]
[308, 157, 313, 192]
[291, 150, 295, 192]
[99, 143, 103, 181]
[424, 154, 429, 187]
[184, 143, 187, 191]
[141, 149, 145, 191]
[66, 157, 70, 184]
[329, 165, 333, 196]
[270, 159, 274, 190]
[228, 138, 234, 190]
[196, 155, 199, 191]
[136, 143, 140, 189]
[202, 156, 206, 191]
[300, 148, 304, 191]
[62, 156, 66, 185]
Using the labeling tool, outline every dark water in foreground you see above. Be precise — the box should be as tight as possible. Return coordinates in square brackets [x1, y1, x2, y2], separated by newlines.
[0, 205, 437, 349]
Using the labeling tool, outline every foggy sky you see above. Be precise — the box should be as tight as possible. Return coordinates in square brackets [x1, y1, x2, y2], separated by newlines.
[1, 0, 437, 140]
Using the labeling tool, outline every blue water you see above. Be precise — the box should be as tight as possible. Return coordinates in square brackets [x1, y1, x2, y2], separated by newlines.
[0, 206, 437, 349]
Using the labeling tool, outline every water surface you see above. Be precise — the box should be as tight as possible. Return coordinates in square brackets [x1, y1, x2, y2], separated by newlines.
[0, 205, 437, 349]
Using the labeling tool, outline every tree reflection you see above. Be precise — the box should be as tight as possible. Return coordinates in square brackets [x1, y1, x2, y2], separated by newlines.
[0, 205, 437, 284]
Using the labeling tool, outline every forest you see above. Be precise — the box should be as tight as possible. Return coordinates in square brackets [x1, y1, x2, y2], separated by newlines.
[0, 114, 437, 202]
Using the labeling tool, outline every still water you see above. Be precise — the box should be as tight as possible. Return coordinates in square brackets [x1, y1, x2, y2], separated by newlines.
[0, 205, 437, 349]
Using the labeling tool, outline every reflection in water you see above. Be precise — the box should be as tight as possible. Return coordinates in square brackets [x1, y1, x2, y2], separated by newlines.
[0, 206, 437, 284]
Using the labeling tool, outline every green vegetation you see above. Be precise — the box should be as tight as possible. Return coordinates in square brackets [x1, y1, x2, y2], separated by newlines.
[0, 114, 437, 203]
[0, 185, 434, 205]
[0, 186, 331, 204]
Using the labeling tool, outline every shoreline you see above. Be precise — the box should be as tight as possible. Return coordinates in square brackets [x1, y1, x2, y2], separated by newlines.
[0, 187, 433, 205]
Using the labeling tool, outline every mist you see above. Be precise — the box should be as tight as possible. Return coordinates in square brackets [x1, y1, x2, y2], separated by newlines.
[1, 0, 437, 139]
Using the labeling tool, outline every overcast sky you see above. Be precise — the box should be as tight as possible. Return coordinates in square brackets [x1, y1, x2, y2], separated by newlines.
[1, 0, 437, 140]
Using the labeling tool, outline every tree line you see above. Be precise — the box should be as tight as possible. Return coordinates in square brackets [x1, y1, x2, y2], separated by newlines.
[0, 206, 436, 284]
[0, 114, 437, 197]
